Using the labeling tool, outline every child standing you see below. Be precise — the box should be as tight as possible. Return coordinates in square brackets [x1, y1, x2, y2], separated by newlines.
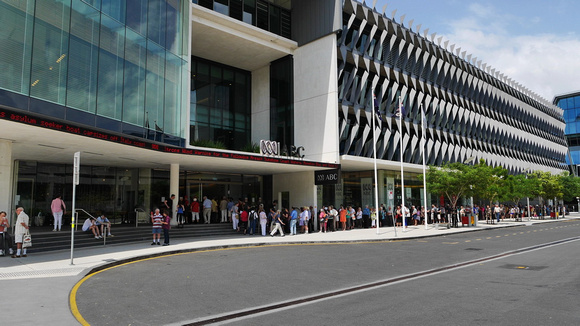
[162, 210, 171, 246]
[151, 209, 162, 245]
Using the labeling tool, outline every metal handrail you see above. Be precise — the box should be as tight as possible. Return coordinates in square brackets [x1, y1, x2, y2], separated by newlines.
[74, 208, 109, 245]
[74, 208, 97, 231]
[134, 208, 146, 227]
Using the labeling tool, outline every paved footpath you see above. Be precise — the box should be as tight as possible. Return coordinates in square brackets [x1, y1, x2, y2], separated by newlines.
[1, 214, 577, 325]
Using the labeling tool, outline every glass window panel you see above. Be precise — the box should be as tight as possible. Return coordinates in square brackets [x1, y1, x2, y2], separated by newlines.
[230, 0, 243, 21]
[575, 96, 580, 109]
[197, 105, 209, 124]
[210, 106, 222, 126]
[30, 0, 71, 105]
[102, 0, 126, 23]
[66, 0, 100, 112]
[256, 0, 268, 30]
[557, 99, 567, 109]
[269, 5, 280, 35]
[82, 0, 100, 9]
[126, 0, 148, 36]
[0, 0, 34, 94]
[243, 0, 255, 25]
[145, 41, 166, 131]
[165, 0, 182, 55]
[214, 0, 228, 16]
[147, 0, 166, 47]
[164, 52, 184, 136]
[195, 62, 210, 106]
[123, 29, 146, 126]
[97, 15, 125, 120]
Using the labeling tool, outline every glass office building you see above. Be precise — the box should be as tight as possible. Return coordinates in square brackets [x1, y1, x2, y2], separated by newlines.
[0, 0, 188, 145]
[554, 91, 580, 166]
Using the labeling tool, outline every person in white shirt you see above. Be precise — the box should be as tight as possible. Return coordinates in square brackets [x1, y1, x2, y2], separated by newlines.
[12, 207, 30, 258]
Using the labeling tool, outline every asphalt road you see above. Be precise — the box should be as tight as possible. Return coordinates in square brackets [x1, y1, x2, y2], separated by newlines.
[73, 220, 580, 325]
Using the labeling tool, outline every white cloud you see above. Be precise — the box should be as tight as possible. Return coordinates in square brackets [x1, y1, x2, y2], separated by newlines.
[440, 6, 580, 101]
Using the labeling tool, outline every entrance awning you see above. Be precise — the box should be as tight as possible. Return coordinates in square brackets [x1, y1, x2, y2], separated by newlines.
[0, 110, 338, 175]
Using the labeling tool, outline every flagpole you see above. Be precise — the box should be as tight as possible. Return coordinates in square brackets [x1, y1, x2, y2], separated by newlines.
[399, 96, 406, 231]
[372, 88, 380, 235]
[421, 103, 429, 230]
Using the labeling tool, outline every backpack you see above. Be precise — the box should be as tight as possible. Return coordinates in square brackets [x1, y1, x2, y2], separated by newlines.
[249, 211, 257, 221]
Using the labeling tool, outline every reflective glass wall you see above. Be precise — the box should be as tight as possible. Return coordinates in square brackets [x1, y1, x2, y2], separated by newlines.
[190, 57, 251, 150]
[0, 0, 187, 145]
[556, 93, 580, 164]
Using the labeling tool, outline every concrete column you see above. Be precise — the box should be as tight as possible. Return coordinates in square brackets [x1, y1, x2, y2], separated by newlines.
[170, 163, 179, 226]
[0, 140, 13, 221]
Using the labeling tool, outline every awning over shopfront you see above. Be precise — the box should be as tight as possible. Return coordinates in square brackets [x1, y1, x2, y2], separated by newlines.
[0, 108, 338, 175]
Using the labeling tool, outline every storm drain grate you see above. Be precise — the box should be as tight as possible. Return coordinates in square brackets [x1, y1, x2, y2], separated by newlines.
[465, 248, 483, 251]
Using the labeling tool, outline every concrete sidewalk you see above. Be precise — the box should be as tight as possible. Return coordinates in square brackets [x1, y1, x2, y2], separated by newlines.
[1, 214, 577, 325]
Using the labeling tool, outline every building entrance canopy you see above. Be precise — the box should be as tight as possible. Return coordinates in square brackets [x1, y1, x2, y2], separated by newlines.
[0, 109, 338, 175]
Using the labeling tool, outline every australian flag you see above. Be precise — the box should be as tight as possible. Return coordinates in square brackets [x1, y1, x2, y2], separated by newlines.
[395, 102, 406, 118]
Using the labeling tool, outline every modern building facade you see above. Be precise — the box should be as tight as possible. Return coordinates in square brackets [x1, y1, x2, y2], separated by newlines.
[554, 91, 580, 172]
[0, 0, 568, 226]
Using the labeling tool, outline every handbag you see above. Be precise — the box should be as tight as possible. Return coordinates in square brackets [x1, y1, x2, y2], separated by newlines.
[22, 230, 32, 248]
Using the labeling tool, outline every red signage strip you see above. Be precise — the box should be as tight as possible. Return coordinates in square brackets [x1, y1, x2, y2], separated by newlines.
[0, 109, 340, 169]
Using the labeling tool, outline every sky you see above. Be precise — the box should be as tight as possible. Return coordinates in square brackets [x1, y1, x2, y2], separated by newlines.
[370, 0, 580, 102]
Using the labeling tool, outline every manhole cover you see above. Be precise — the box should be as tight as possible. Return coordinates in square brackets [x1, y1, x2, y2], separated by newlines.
[499, 264, 548, 271]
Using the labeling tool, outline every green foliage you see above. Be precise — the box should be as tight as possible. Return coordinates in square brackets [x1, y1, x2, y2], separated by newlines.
[190, 139, 227, 150]
[560, 173, 580, 202]
[425, 162, 471, 208]
[241, 142, 260, 153]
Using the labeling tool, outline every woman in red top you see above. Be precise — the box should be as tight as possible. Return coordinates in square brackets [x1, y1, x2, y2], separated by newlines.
[239, 205, 249, 235]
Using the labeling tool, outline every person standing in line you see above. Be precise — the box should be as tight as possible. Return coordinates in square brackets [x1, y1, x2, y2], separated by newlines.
[202, 196, 212, 224]
[362, 205, 370, 228]
[318, 207, 327, 233]
[231, 201, 240, 231]
[339, 205, 347, 231]
[227, 197, 235, 223]
[0, 211, 14, 256]
[298, 207, 306, 233]
[356, 207, 363, 228]
[51, 194, 66, 231]
[190, 196, 200, 224]
[290, 207, 299, 235]
[150, 209, 163, 245]
[220, 196, 228, 223]
[349, 206, 356, 229]
[211, 197, 218, 223]
[326, 206, 335, 232]
[270, 209, 285, 237]
[239, 205, 248, 235]
[176, 198, 185, 227]
[164, 194, 175, 213]
[12, 207, 29, 258]
[248, 206, 258, 235]
[162, 210, 171, 246]
[371, 207, 378, 228]
[259, 207, 268, 236]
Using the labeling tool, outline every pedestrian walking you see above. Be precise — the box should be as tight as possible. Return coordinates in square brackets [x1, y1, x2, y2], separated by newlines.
[12, 207, 29, 258]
